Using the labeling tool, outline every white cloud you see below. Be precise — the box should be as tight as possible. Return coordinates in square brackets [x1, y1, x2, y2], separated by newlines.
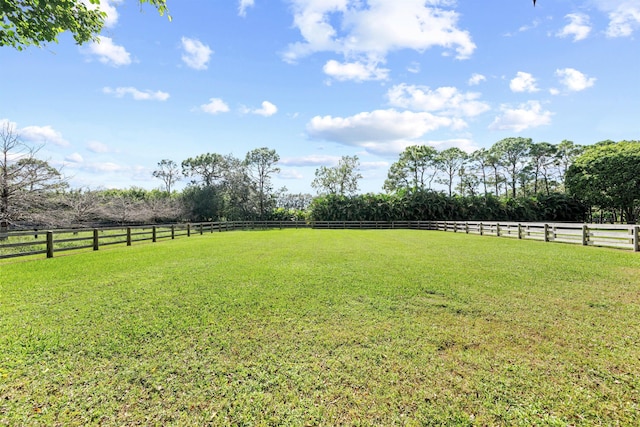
[242, 101, 278, 117]
[103, 87, 170, 101]
[65, 153, 84, 163]
[88, 162, 127, 173]
[608, 12, 640, 37]
[468, 73, 486, 86]
[428, 138, 479, 153]
[360, 140, 424, 156]
[307, 109, 466, 155]
[279, 169, 305, 180]
[181, 37, 213, 70]
[66, 162, 125, 174]
[489, 101, 552, 132]
[20, 125, 69, 147]
[255, 101, 278, 117]
[280, 154, 343, 167]
[386, 84, 490, 118]
[200, 98, 230, 115]
[407, 62, 421, 74]
[309, 109, 461, 143]
[557, 13, 592, 41]
[87, 141, 111, 153]
[82, 36, 131, 67]
[555, 68, 596, 91]
[510, 71, 539, 93]
[239, 0, 255, 17]
[600, 1, 640, 37]
[360, 161, 390, 171]
[517, 19, 542, 34]
[283, 0, 475, 66]
[323, 59, 389, 82]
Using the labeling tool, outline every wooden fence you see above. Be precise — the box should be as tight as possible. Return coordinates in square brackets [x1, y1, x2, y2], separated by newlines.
[0, 221, 638, 260]
[427, 221, 639, 252]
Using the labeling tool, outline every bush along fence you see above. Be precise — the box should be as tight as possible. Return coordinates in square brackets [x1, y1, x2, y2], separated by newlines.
[0, 221, 638, 260]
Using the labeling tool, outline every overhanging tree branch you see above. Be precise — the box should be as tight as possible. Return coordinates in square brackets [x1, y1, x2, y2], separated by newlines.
[0, 0, 169, 50]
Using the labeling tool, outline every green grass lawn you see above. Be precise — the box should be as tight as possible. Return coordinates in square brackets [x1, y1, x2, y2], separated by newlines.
[1, 230, 639, 426]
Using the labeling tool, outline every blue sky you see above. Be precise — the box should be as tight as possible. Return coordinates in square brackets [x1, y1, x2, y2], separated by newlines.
[1, 0, 639, 194]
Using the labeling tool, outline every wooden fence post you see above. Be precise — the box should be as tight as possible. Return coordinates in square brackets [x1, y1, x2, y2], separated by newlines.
[46, 231, 54, 258]
[199, 224, 203, 235]
[633, 226, 639, 252]
[544, 224, 550, 242]
[187, 223, 191, 237]
[465, 222, 469, 234]
[479, 223, 484, 236]
[0, 220, 8, 241]
[582, 225, 589, 246]
[496, 223, 500, 237]
[152, 226, 157, 243]
[171, 225, 175, 239]
[93, 229, 99, 251]
[127, 227, 132, 246]
[518, 224, 523, 239]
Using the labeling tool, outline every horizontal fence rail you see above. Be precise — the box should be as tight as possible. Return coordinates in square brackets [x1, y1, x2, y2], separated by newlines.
[425, 221, 639, 252]
[0, 221, 638, 260]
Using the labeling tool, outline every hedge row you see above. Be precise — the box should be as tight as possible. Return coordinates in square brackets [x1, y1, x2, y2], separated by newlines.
[308, 192, 587, 223]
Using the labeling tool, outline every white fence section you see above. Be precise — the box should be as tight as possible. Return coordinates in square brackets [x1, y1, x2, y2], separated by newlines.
[426, 221, 639, 252]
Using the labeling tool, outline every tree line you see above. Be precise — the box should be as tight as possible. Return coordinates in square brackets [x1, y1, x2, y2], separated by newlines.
[2, 121, 639, 230]
[383, 137, 580, 198]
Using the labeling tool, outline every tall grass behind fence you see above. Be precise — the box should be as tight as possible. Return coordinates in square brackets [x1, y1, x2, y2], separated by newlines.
[1, 221, 638, 260]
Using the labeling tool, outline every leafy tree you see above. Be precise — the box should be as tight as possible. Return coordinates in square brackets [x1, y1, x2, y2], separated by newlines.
[312, 155, 362, 196]
[1, 0, 169, 50]
[555, 140, 583, 189]
[181, 185, 224, 222]
[181, 153, 227, 187]
[384, 145, 439, 193]
[566, 140, 640, 223]
[245, 147, 280, 218]
[528, 142, 557, 195]
[437, 147, 467, 197]
[152, 159, 181, 194]
[468, 148, 490, 196]
[179, 152, 262, 221]
[220, 154, 254, 220]
[485, 147, 505, 197]
[493, 137, 532, 198]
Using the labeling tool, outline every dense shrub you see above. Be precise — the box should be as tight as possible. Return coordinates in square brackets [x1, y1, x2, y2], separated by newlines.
[309, 191, 587, 223]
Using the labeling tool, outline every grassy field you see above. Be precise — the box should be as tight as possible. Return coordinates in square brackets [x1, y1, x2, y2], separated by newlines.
[1, 229, 639, 426]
